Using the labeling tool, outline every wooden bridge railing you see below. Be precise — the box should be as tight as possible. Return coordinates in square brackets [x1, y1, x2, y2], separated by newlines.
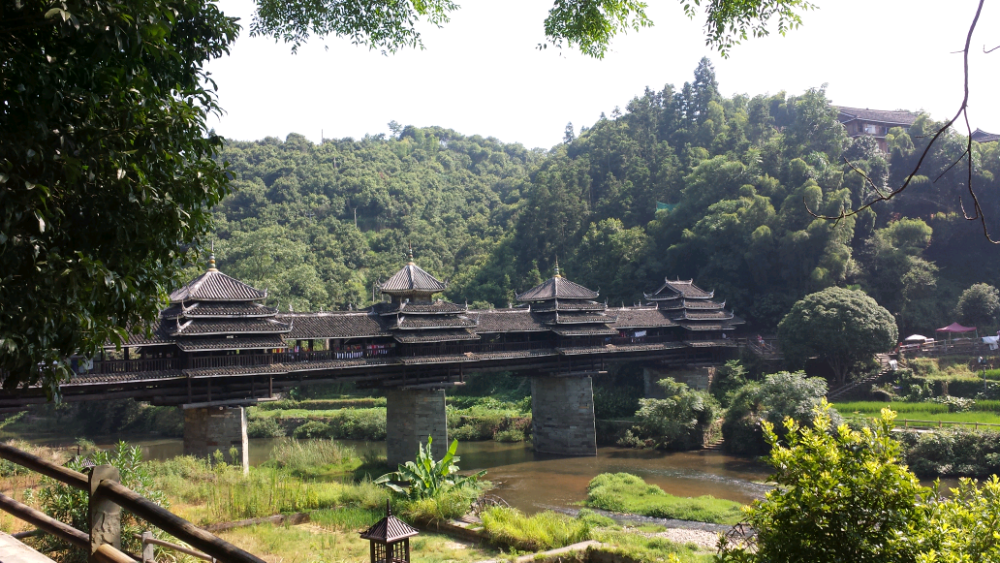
[0, 443, 264, 563]
[96, 358, 181, 374]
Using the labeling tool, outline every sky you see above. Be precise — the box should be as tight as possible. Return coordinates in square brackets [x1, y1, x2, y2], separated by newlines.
[206, 0, 1000, 150]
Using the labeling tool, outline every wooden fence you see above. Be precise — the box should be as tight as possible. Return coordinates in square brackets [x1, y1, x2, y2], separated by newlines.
[0, 443, 264, 563]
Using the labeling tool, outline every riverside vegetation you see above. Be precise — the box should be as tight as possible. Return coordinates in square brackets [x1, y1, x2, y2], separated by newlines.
[0, 437, 722, 563]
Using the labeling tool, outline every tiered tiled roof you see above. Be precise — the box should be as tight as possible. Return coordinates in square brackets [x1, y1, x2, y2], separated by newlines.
[644, 277, 743, 332]
[516, 265, 616, 338]
[169, 268, 267, 303]
[120, 256, 289, 352]
[376, 255, 478, 344]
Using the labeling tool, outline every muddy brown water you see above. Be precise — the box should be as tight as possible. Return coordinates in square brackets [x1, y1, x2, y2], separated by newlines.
[29, 437, 773, 513]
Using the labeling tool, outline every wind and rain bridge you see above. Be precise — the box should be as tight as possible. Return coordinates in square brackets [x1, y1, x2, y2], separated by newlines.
[1, 253, 743, 468]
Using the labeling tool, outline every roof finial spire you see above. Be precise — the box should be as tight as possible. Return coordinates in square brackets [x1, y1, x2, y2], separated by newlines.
[386, 499, 392, 517]
[554, 257, 561, 278]
[207, 241, 218, 272]
[407, 241, 415, 265]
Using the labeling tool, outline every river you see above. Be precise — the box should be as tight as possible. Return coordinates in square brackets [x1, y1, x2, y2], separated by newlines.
[30, 436, 773, 513]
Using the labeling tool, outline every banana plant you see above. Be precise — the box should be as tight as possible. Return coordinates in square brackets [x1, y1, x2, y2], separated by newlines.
[375, 436, 486, 500]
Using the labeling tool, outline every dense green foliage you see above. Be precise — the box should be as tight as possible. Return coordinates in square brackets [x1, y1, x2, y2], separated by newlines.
[954, 282, 1000, 330]
[32, 443, 169, 562]
[217, 59, 1000, 345]
[0, 0, 237, 394]
[721, 371, 836, 455]
[717, 407, 1000, 562]
[619, 378, 719, 450]
[586, 473, 743, 525]
[778, 287, 898, 384]
[214, 129, 539, 310]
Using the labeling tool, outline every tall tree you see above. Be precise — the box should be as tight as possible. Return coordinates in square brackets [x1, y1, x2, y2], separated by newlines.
[0, 0, 238, 395]
[778, 288, 898, 385]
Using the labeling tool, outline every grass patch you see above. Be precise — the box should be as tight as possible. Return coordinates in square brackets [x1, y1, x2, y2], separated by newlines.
[219, 522, 500, 563]
[310, 506, 383, 532]
[261, 439, 359, 477]
[591, 529, 714, 563]
[480, 507, 591, 551]
[835, 402, 1000, 426]
[585, 473, 744, 525]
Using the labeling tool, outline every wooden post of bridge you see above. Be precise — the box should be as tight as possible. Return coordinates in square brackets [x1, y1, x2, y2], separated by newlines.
[89, 465, 121, 560]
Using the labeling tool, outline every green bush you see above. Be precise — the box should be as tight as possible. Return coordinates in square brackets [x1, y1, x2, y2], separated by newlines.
[248, 417, 286, 438]
[897, 429, 1000, 478]
[593, 385, 642, 419]
[292, 420, 331, 439]
[31, 443, 170, 562]
[494, 427, 527, 442]
[585, 473, 743, 525]
[480, 507, 591, 551]
[621, 378, 719, 451]
[722, 371, 839, 455]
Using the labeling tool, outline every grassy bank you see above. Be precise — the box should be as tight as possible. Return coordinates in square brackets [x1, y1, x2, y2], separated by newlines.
[247, 396, 533, 442]
[585, 473, 744, 525]
[835, 401, 1000, 426]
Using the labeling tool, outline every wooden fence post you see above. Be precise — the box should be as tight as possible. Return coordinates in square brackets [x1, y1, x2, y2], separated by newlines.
[142, 531, 155, 563]
[89, 465, 121, 559]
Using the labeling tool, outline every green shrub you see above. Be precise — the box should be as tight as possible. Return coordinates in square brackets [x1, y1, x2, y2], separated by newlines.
[576, 509, 616, 529]
[722, 371, 838, 455]
[623, 379, 719, 451]
[494, 427, 527, 442]
[480, 507, 590, 551]
[292, 420, 331, 439]
[31, 443, 169, 562]
[593, 385, 642, 419]
[248, 417, 286, 438]
[398, 485, 480, 524]
[585, 473, 743, 525]
[449, 425, 484, 441]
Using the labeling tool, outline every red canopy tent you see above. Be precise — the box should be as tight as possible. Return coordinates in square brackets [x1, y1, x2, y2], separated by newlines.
[936, 323, 978, 341]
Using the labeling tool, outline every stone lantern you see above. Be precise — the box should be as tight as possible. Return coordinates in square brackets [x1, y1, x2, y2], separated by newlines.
[360, 501, 419, 563]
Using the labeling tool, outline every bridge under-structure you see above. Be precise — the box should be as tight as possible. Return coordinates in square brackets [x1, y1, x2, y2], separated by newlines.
[0, 253, 744, 467]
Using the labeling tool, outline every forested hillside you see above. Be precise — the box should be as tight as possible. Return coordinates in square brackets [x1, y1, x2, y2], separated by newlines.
[212, 59, 1000, 335]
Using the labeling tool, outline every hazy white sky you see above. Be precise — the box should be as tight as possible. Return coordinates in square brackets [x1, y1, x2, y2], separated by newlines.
[206, 0, 1000, 149]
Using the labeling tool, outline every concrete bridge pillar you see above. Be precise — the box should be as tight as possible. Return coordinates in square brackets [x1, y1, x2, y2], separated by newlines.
[531, 376, 597, 456]
[183, 406, 249, 473]
[386, 388, 448, 467]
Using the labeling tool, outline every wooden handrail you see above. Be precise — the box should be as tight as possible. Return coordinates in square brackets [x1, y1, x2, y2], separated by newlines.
[0, 493, 89, 548]
[92, 544, 137, 563]
[0, 443, 264, 563]
[0, 443, 88, 490]
[135, 533, 214, 562]
[98, 480, 265, 563]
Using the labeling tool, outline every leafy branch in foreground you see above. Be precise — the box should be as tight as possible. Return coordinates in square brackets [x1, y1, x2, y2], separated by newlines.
[248, 0, 813, 59]
[1, 0, 238, 396]
[808, 0, 999, 243]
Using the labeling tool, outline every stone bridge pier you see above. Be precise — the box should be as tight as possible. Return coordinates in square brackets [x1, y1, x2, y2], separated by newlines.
[530, 375, 597, 456]
[183, 406, 249, 474]
[386, 388, 448, 467]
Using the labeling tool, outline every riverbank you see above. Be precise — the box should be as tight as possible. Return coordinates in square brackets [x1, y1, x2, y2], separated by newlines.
[0, 440, 724, 563]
